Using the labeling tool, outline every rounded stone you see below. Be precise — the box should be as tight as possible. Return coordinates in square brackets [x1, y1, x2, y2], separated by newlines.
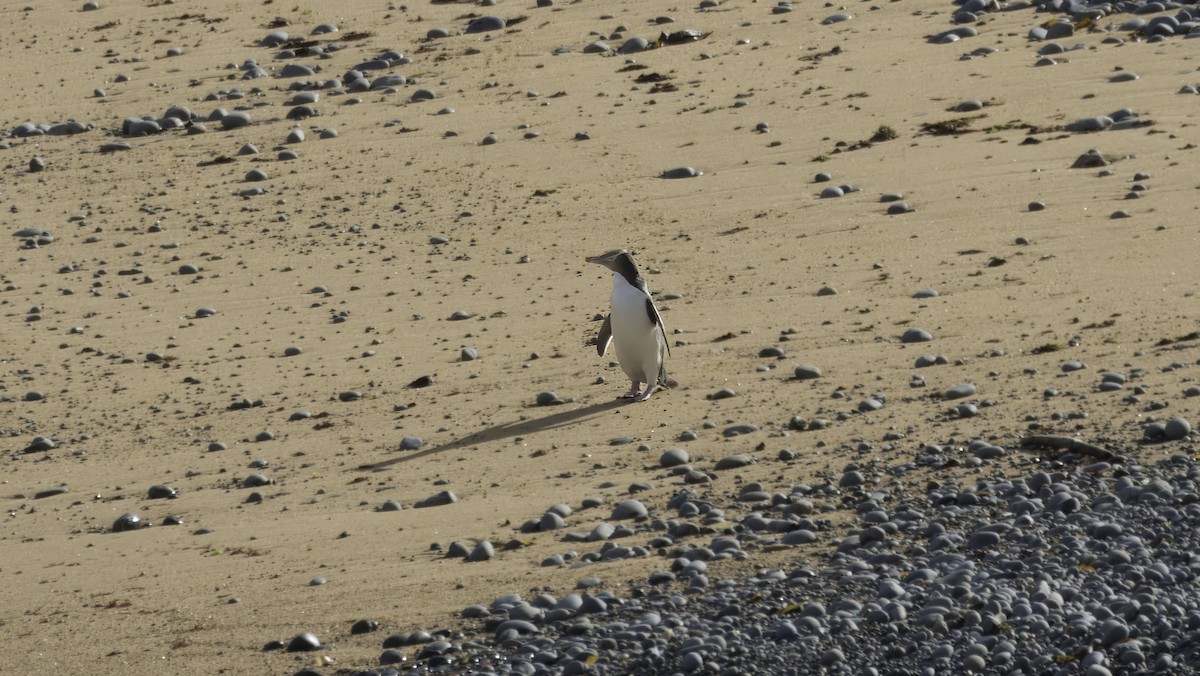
[662, 166, 702, 179]
[242, 473, 272, 488]
[465, 15, 506, 33]
[1164, 418, 1191, 440]
[147, 484, 177, 499]
[794, 364, 822, 380]
[714, 454, 754, 470]
[901, 328, 934, 343]
[287, 632, 322, 651]
[111, 512, 144, 532]
[468, 540, 496, 562]
[944, 383, 976, 400]
[660, 448, 689, 467]
[611, 499, 648, 519]
[220, 111, 251, 130]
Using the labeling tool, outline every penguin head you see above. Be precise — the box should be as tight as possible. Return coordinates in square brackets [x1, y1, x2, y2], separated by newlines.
[586, 249, 642, 285]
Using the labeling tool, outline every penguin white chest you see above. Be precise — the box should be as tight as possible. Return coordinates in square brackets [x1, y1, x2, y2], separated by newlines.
[609, 273, 660, 381]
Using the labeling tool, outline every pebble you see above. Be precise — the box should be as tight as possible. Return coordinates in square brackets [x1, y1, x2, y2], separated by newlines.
[286, 632, 321, 651]
[111, 513, 144, 532]
[465, 16, 506, 33]
[660, 448, 689, 467]
[662, 166, 702, 179]
[611, 499, 648, 519]
[220, 111, 251, 130]
[468, 540, 495, 562]
[536, 391, 564, 406]
[415, 491, 457, 508]
[794, 364, 822, 380]
[944, 383, 976, 400]
[1164, 417, 1191, 440]
[901, 328, 934, 343]
[714, 454, 754, 470]
[147, 484, 177, 499]
[242, 473, 272, 488]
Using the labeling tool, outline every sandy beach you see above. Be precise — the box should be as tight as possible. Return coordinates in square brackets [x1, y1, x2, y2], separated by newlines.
[2, 0, 1198, 673]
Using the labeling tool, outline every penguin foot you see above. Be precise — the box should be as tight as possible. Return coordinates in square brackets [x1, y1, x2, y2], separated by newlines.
[635, 386, 657, 402]
[621, 382, 642, 399]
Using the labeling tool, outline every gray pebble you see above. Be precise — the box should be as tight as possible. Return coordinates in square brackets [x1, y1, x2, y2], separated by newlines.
[1066, 116, 1113, 132]
[901, 328, 933, 343]
[111, 512, 144, 532]
[660, 448, 689, 467]
[465, 15, 506, 33]
[1164, 417, 1191, 440]
[220, 111, 251, 130]
[415, 490, 457, 508]
[944, 383, 977, 400]
[536, 391, 564, 406]
[662, 166, 702, 179]
[147, 484, 177, 499]
[469, 540, 495, 562]
[611, 499, 648, 519]
[287, 632, 321, 651]
[242, 473, 272, 488]
[715, 454, 754, 470]
[794, 364, 821, 380]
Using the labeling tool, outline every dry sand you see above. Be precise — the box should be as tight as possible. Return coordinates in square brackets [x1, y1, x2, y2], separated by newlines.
[2, 0, 1198, 673]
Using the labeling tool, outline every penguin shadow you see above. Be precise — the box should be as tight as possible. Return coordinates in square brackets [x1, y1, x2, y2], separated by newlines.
[357, 398, 630, 471]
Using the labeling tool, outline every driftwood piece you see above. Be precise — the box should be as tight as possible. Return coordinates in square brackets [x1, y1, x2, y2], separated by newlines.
[1020, 435, 1125, 463]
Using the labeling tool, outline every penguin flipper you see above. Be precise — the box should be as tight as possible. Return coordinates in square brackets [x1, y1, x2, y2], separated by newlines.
[596, 314, 613, 357]
[645, 297, 671, 357]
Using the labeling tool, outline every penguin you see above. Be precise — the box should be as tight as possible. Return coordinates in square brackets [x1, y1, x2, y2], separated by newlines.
[586, 249, 672, 401]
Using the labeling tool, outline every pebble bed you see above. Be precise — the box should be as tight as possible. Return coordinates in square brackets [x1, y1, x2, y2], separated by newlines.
[307, 438, 1200, 675]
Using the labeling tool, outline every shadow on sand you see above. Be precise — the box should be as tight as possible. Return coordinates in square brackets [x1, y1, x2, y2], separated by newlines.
[357, 398, 630, 471]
